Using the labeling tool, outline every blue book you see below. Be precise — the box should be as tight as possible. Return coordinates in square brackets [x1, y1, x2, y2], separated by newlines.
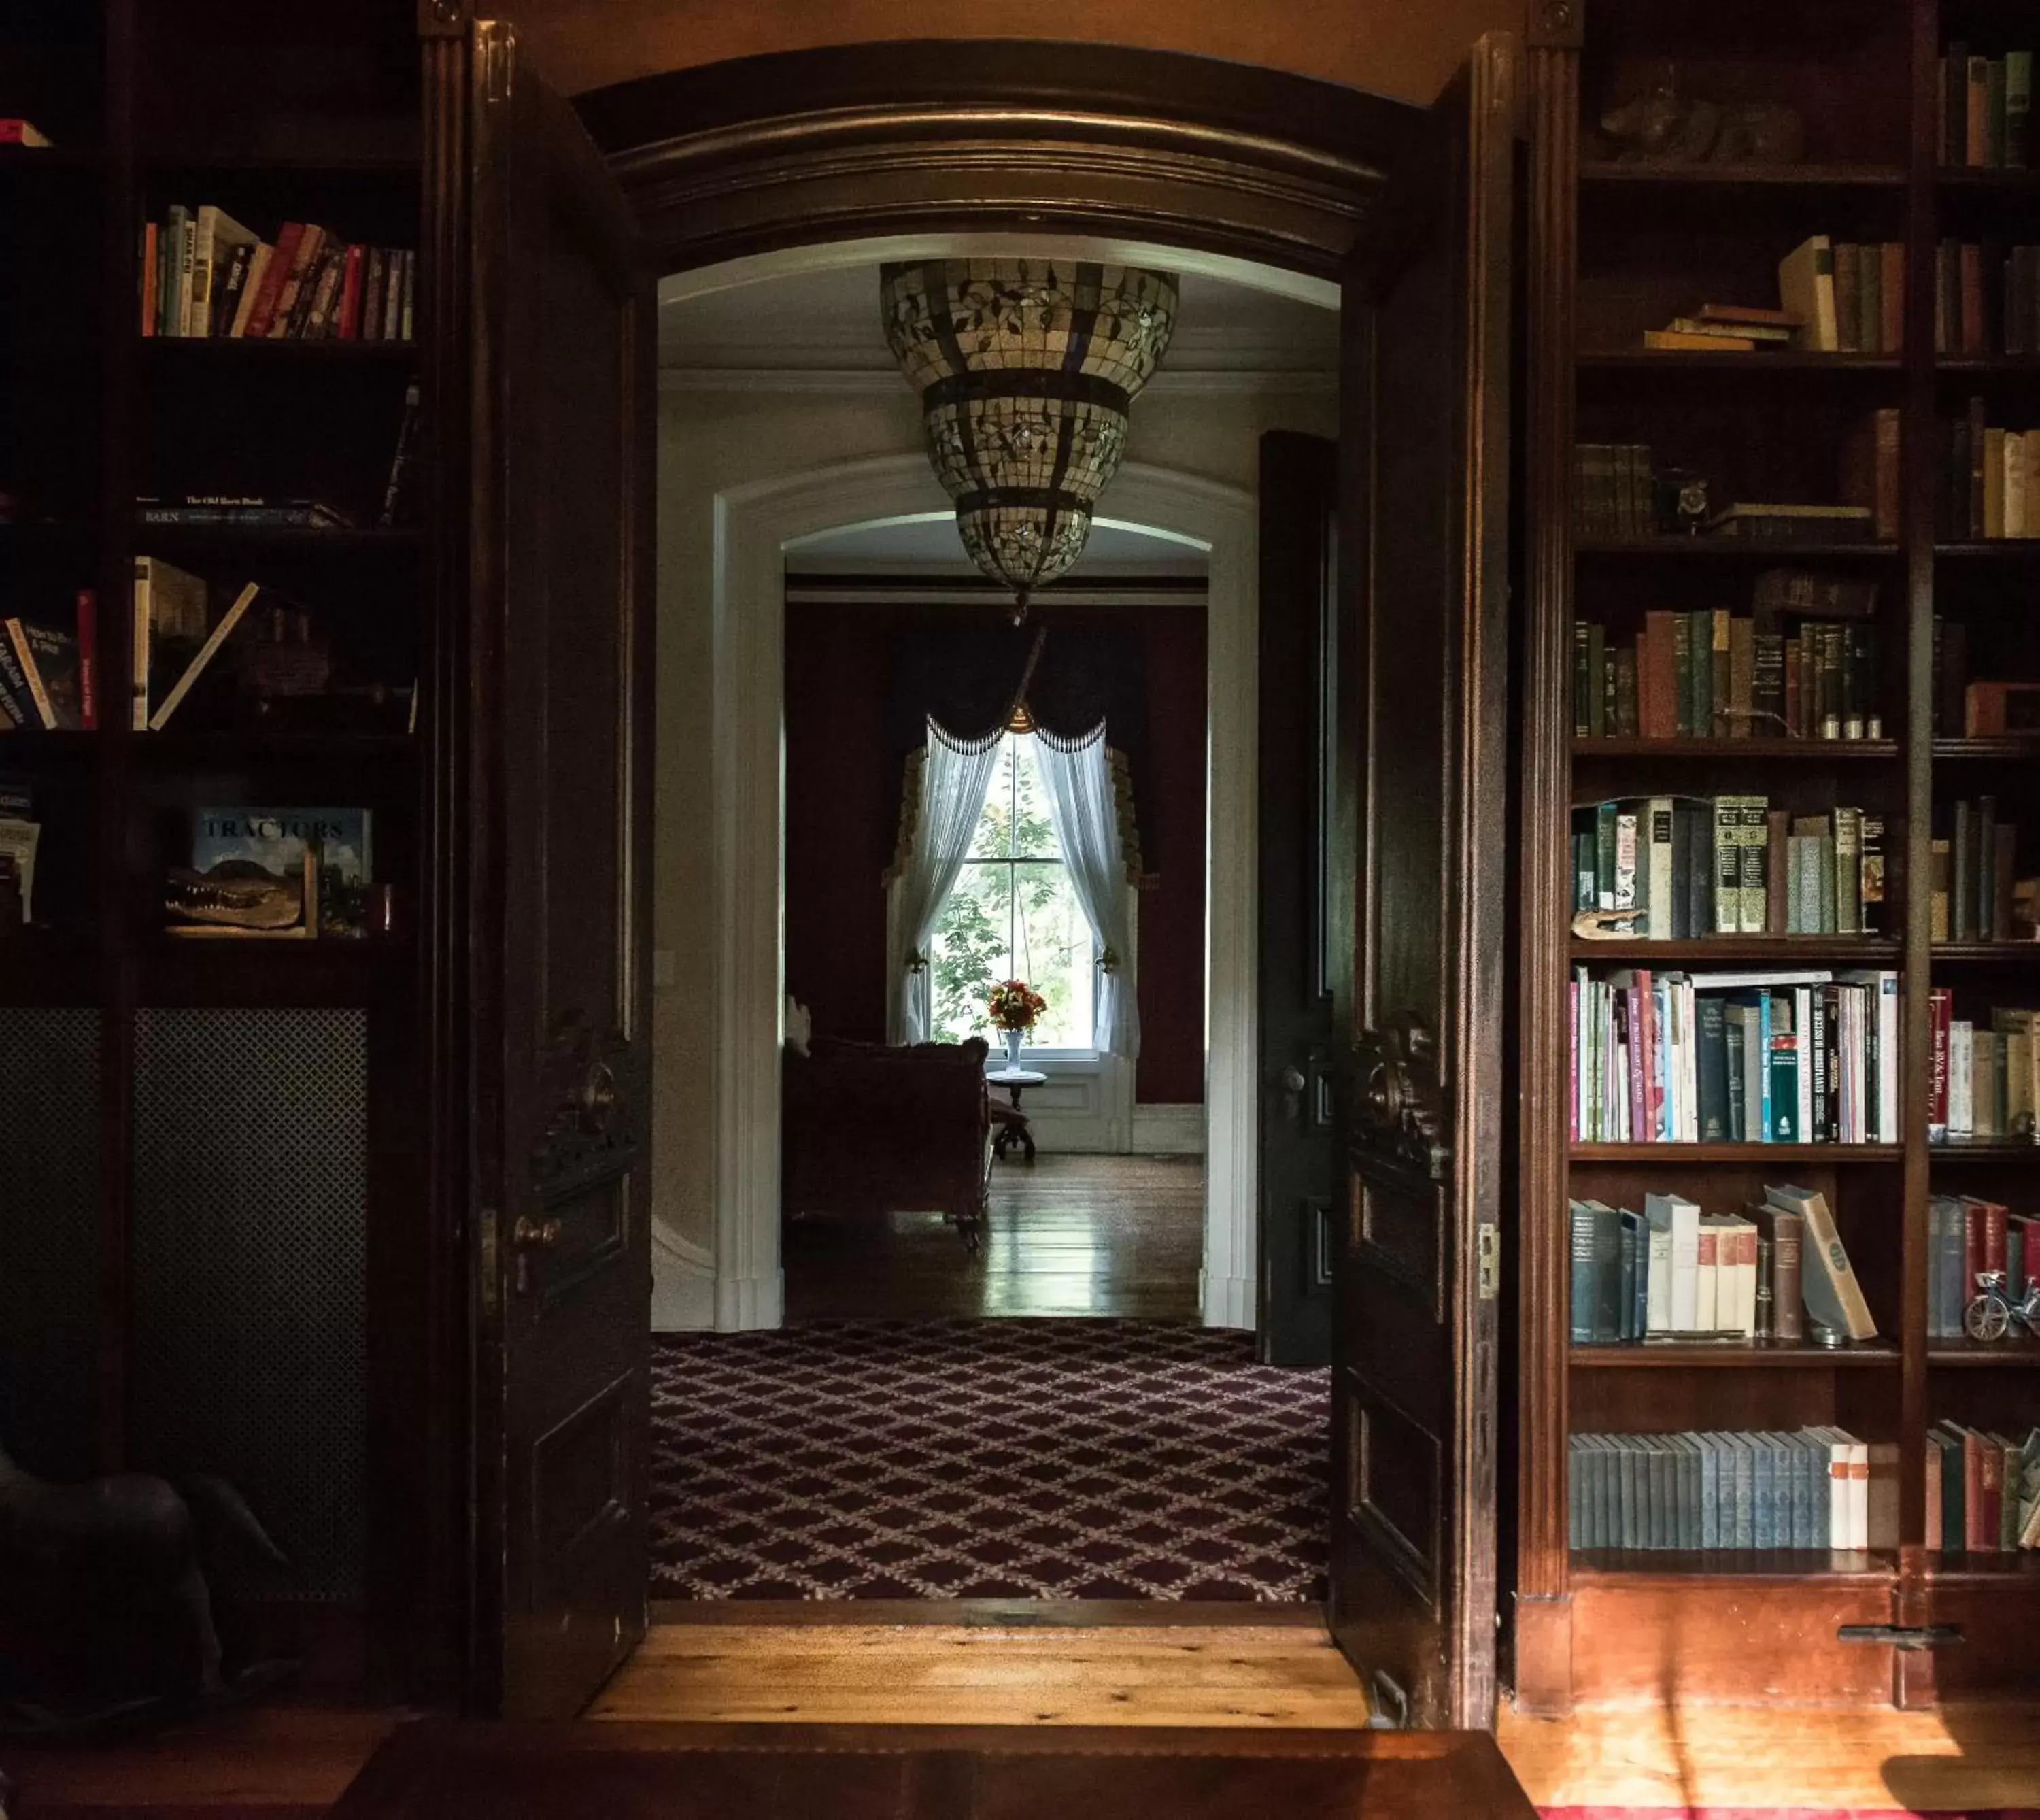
[1699, 1436, 1722, 1549]
[1621, 1207, 1649, 1341]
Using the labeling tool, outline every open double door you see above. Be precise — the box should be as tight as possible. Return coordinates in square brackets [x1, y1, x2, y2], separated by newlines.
[443, 20, 1517, 1727]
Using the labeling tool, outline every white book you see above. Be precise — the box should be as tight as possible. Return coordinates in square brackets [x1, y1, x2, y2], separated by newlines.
[228, 241, 275, 338]
[1682, 968, 1835, 991]
[1767, 1182, 1877, 1340]
[1731, 1214, 1758, 1336]
[1837, 969, 1901, 1142]
[1645, 1214, 1673, 1333]
[131, 554, 209, 732]
[1695, 1221, 1718, 1331]
[1646, 797, 1676, 939]
[1848, 1436, 1871, 1551]
[1613, 811, 1638, 911]
[191, 205, 258, 337]
[0, 818, 39, 922]
[1950, 1018, 1975, 1137]
[1779, 234, 1840, 351]
[1646, 1192, 1701, 1332]
[2026, 431, 2040, 537]
[1795, 985, 1814, 1142]
[1807, 1426, 1850, 1548]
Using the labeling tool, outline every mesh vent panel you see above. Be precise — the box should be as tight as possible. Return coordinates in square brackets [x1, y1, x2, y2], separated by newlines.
[131, 1009, 367, 1601]
[0, 1009, 101, 1481]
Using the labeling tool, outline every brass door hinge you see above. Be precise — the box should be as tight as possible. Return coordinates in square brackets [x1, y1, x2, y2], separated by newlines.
[1476, 1224, 1501, 1301]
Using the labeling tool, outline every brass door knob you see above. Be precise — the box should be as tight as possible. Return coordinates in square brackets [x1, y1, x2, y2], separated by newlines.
[511, 1215, 562, 1251]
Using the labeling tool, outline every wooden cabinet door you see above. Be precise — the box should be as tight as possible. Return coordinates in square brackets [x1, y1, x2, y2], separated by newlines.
[454, 17, 656, 1719]
[1327, 33, 1517, 1730]
[1257, 430, 1342, 1366]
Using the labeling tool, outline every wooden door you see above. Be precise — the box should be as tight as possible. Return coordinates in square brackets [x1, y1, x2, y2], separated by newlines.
[1327, 33, 1517, 1730]
[456, 18, 657, 1719]
[1257, 431, 1342, 1366]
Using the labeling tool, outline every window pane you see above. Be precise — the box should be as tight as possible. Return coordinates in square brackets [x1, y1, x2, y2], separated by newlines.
[930, 861, 1011, 1043]
[968, 737, 1016, 859]
[1008, 735, 1060, 860]
[1011, 860, 1093, 1049]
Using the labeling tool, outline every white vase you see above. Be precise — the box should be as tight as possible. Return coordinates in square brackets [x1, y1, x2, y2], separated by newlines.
[1003, 1030, 1024, 1069]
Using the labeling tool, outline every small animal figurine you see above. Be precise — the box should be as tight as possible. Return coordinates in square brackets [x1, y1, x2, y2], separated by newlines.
[0, 1435, 289, 1732]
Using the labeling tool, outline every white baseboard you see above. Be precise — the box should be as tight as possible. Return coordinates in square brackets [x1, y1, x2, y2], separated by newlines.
[1132, 1102, 1206, 1155]
[651, 1223, 716, 1332]
[1200, 1268, 1255, 1332]
[715, 1270, 785, 1332]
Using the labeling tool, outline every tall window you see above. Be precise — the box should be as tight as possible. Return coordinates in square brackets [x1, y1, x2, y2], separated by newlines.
[930, 731, 1095, 1050]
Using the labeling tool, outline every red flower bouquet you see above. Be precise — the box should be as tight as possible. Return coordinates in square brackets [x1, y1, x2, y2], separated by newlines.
[987, 979, 1048, 1032]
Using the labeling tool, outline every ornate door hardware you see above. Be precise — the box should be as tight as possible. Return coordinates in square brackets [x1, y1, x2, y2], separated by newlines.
[1353, 1011, 1449, 1182]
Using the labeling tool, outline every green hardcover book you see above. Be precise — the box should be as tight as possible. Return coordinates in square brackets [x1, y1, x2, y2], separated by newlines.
[1769, 1016, 1799, 1141]
[1738, 795, 1769, 933]
[2009, 51, 2033, 170]
[1710, 609, 1731, 738]
[1572, 620, 1592, 735]
[1588, 621, 1607, 737]
[1613, 646, 1639, 738]
[1987, 57, 2008, 169]
[1714, 796, 1744, 934]
[1595, 801, 1618, 909]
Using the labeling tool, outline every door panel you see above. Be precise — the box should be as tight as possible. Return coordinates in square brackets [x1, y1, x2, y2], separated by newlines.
[461, 18, 657, 1720]
[1257, 431, 1342, 1366]
[1327, 33, 1517, 1731]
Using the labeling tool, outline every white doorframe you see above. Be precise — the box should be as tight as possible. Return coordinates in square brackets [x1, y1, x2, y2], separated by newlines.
[709, 452, 1258, 1331]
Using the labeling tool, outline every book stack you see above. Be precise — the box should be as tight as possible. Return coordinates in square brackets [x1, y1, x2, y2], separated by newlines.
[0, 594, 95, 731]
[1571, 443, 1654, 539]
[1570, 966, 1901, 1145]
[1777, 235, 1905, 353]
[1940, 401, 2040, 538]
[1930, 798, 2033, 941]
[1640, 303, 1804, 354]
[1569, 1426, 1895, 1552]
[1928, 1195, 2039, 1334]
[1573, 583, 1884, 744]
[1935, 241, 2040, 356]
[0, 119, 53, 148]
[1571, 797, 1885, 939]
[1939, 46, 2034, 170]
[140, 207, 416, 342]
[1929, 998, 2040, 1141]
[1926, 1422, 2040, 1553]
[1570, 1184, 1875, 1347]
[0, 775, 37, 929]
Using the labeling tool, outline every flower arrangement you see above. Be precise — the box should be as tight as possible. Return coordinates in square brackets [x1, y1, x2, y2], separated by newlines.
[987, 979, 1048, 1032]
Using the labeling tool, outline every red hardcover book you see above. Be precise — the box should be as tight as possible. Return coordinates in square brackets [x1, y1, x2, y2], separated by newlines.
[337, 243, 366, 340]
[1925, 1438, 1943, 1551]
[1930, 985, 1952, 1132]
[1880, 241, 1905, 353]
[243, 220, 303, 340]
[73, 588, 96, 731]
[1976, 1433, 2004, 1553]
[1965, 1427, 1989, 1552]
[1964, 1196, 1988, 1298]
[1642, 609, 1678, 739]
[1971, 1196, 2009, 1278]
[1960, 242, 1986, 352]
[140, 221, 158, 336]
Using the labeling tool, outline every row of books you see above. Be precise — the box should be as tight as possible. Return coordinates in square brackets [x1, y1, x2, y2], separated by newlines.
[0, 776, 37, 928]
[1568, 1428, 1894, 1553]
[0, 594, 93, 731]
[1639, 300, 1833, 355]
[1931, 799, 2033, 943]
[1927, 1195, 2037, 1338]
[1569, 1184, 1869, 1347]
[1574, 798, 1886, 941]
[1571, 443, 1656, 540]
[1927, 1422, 2040, 1554]
[140, 207, 415, 342]
[1928, 1000, 2040, 1141]
[1571, 968, 1901, 1147]
[1935, 241, 2040, 356]
[1571, 609, 1884, 744]
[1777, 237, 1901, 356]
[1939, 46, 2033, 171]
[1941, 403, 2040, 539]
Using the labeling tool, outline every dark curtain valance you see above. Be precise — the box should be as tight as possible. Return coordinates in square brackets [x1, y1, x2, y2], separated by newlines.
[883, 620, 1157, 871]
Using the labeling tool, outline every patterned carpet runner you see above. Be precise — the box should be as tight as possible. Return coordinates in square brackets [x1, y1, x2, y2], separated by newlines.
[650, 1319, 1329, 1601]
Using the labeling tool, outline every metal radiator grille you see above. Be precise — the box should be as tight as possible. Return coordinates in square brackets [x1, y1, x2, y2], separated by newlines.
[0, 1009, 101, 1482]
[131, 1009, 368, 1602]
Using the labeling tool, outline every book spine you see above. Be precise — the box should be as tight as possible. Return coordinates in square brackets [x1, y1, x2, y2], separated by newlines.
[74, 589, 95, 732]
[1569, 1205, 1597, 1344]
[3, 620, 56, 728]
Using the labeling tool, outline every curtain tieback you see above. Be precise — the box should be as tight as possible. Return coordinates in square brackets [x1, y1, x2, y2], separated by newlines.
[906, 950, 929, 975]
[1096, 946, 1121, 975]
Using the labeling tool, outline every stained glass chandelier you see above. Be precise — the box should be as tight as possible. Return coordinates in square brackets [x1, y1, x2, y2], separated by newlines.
[881, 259, 1179, 620]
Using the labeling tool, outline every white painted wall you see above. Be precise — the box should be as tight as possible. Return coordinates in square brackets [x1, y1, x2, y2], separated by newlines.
[650, 377, 1336, 1313]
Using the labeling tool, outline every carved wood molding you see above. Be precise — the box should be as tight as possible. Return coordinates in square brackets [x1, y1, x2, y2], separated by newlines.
[573, 41, 1424, 276]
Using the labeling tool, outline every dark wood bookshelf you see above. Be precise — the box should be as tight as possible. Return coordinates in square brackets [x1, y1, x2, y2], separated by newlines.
[138, 336, 418, 363]
[1570, 1343, 1902, 1369]
[131, 526, 421, 558]
[1523, 0, 2040, 1713]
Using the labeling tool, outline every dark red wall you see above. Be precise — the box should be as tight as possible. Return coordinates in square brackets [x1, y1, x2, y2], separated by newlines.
[782, 594, 1207, 1106]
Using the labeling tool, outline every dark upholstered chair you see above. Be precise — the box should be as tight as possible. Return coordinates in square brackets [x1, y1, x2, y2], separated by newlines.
[781, 1035, 992, 1249]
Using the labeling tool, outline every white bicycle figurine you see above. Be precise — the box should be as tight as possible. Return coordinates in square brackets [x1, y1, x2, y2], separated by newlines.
[1963, 1268, 2040, 1343]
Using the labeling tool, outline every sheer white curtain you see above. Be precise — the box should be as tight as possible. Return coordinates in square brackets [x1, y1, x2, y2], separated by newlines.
[887, 722, 1000, 1045]
[1036, 727, 1140, 1060]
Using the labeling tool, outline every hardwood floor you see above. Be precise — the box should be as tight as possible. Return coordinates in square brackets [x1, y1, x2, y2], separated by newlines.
[783, 1153, 1204, 1322]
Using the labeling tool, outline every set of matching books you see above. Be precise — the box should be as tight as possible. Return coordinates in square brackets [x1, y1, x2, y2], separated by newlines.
[0, 594, 95, 731]
[1568, 1427, 1894, 1552]
[139, 207, 415, 342]
[1571, 968, 1901, 1146]
[1640, 302, 1808, 354]
[0, 776, 38, 929]
[1570, 1184, 1873, 1347]
[1940, 401, 2040, 538]
[1927, 1195, 2038, 1336]
[1930, 800, 2035, 943]
[1939, 46, 2034, 170]
[1573, 798, 1885, 939]
[1778, 236, 1905, 354]
[1928, 998, 2040, 1141]
[1927, 1422, 2040, 1553]
[1935, 241, 2040, 356]
[1571, 443, 1655, 540]
[1573, 601, 1884, 743]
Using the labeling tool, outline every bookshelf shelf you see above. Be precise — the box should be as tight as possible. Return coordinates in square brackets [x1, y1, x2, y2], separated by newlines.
[133, 732, 415, 765]
[0, 730, 100, 762]
[140, 150, 422, 178]
[131, 526, 420, 559]
[1932, 737, 2040, 759]
[1928, 1136, 2039, 1159]
[140, 936, 411, 1009]
[1574, 538, 1901, 561]
[1580, 161, 1908, 192]
[1571, 1144, 1906, 1164]
[1924, 1553, 2040, 1586]
[1934, 541, 2040, 558]
[1929, 941, 2040, 963]
[1571, 737, 1899, 762]
[1570, 1343, 1901, 1369]
[1576, 352, 1902, 373]
[1936, 356, 2040, 374]
[1937, 167, 2040, 192]
[1569, 937, 1903, 963]
[0, 930, 99, 1003]
[138, 337, 418, 363]
[1570, 1550, 1897, 1583]
[1928, 1339, 2040, 1368]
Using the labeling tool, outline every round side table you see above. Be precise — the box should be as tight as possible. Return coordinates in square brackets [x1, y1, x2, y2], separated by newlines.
[985, 1066, 1047, 1161]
